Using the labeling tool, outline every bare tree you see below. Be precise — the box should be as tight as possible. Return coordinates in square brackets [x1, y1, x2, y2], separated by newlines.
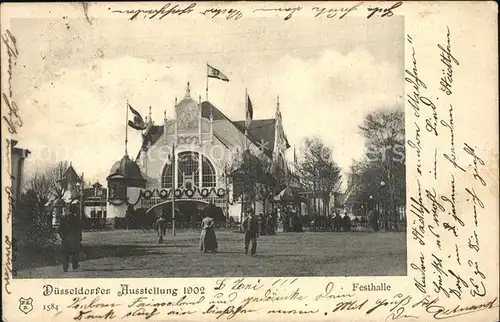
[24, 160, 71, 204]
[46, 160, 71, 199]
[298, 137, 342, 220]
[255, 179, 275, 216]
[24, 171, 52, 209]
[358, 107, 405, 230]
[217, 151, 241, 218]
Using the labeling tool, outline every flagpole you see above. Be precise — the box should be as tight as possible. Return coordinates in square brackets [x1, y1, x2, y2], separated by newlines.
[171, 142, 176, 236]
[244, 88, 248, 150]
[206, 63, 209, 101]
[241, 88, 248, 228]
[125, 99, 129, 156]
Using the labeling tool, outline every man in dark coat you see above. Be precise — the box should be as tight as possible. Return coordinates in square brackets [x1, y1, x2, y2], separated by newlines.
[58, 206, 82, 272]
[333, 214, 343, 232]
[259, 213, 266, 236]
[342, 215, 352, 232]
[368, 207, 380, 232]
[241, 213, 259, 256]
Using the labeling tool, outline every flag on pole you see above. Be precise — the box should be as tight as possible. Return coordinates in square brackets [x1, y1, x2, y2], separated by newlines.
[245, 92, 253, 130]
[207, 64, 229, 82]
[128, 104, 147, 130]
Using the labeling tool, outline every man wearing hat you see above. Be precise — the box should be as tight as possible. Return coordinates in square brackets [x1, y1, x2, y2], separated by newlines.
[155, 215, 167, 244]
[241, 210, 259, 256]
[58, 205, 82, 272]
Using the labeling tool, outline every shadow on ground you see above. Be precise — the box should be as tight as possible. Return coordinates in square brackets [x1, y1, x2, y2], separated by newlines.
[14, 231, 407, 278]
[13, 243, 179, 273]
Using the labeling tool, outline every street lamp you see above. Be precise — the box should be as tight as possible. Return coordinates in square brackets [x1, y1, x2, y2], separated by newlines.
[167, 150, 176, 236]
[367, 195, 374, 218]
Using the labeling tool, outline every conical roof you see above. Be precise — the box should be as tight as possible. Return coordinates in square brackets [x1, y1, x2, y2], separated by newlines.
[107, 155, 146, 188]
[63, 165, 80, 182]
[92, 181, 102, 188]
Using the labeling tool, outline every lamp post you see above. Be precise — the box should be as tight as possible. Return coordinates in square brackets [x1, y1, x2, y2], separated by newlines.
[168, 147, 176, 236]
[75, 173, 85, 219]
[368, 195, 373, 219]
[75, 173, 84, 239]
[379, 180, 386, 229]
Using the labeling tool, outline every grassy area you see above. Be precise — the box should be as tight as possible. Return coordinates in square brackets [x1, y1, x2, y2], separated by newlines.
[15, 230, 406, 278]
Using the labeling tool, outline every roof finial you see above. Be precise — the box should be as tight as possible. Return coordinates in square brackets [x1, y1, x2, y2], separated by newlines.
[149, 105, 152, 120]
[185, 81, 191, 98]
[175, 97, 178, 105]
[164, 110, 167, 120]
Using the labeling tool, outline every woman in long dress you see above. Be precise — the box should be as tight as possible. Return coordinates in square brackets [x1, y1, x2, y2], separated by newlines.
[200, 214, 218, 253]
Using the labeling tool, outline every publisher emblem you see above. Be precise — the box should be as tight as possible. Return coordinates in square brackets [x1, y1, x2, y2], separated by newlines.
[19, 297, 33, 314]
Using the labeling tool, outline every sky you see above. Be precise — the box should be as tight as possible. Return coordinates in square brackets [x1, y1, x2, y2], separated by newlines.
[12, 14, 404, 185]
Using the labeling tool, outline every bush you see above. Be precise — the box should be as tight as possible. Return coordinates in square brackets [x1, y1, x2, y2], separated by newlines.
[13, 190, 57, 250]
[81, 214, 93, 231]
[342, 216, 351, 232]
[125, 207, 156, 229]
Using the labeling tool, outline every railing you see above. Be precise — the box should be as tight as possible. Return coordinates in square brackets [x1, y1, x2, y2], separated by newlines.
[127, 222, 241, 232]
[140, 196, 228, 214]
[141, 198, 163, 210]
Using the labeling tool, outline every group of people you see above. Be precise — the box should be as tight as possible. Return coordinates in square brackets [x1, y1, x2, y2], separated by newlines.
[57, 204, 294, 272]
[278, 209, 304, 232]
[257, 212, 277, 235]
[57, 202, 384, 273]
[154, 208, 262, 257]
[197, 209, 266, 256]
[156, 212, 261, 256]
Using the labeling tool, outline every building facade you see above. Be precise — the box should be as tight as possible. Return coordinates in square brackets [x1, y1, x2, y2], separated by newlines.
[107, 83, 289, 224]
[83, 182, 108, 228]
[51, 164, 82, 226]
[50, 165, 108, 228]
[10, 140, 30, 208]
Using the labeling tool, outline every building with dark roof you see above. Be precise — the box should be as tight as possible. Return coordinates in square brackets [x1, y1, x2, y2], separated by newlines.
[82, 182, 108, 229]
[47, 164, 109, 228]
[108, 82, 290, 223]
[10, 140, 30, 209]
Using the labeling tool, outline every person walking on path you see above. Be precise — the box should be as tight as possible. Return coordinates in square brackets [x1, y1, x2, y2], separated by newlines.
[199, 212, 218, 253]
[241, 212, 259, 256]
[58, 206, 82, 272]
[155, 216, 167, 244]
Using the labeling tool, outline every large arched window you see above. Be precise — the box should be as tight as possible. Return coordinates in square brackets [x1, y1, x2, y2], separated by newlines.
[177, 152, 200, 189]
[202, 154, 216, 187]
[161, 151, 217, 190]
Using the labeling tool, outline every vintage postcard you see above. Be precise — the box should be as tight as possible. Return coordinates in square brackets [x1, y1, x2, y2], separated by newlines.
[1, 1, 498, 321]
